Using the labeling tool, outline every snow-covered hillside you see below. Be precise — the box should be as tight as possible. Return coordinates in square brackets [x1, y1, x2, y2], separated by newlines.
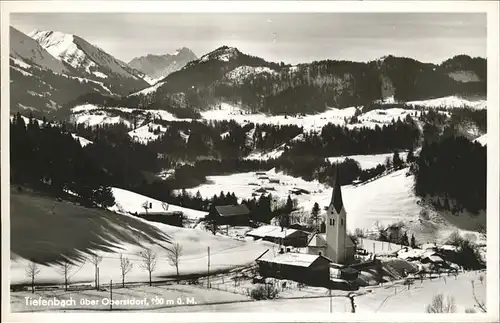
[406, 96, 487, 110]
[70, 104, 178, 128]
[10, 189, 272, 286]
[199, 46, 240, 63]
[474, 134, 487, 146]
[326, 152, 407, 169]
[178, 167, 482, 244]
[109, 187, 208, 220]
[224, 66, 277, 84]
[129, 81, 166, 97]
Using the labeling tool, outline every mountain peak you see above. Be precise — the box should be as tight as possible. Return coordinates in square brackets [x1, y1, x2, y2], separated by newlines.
[199, 46, 240, 63]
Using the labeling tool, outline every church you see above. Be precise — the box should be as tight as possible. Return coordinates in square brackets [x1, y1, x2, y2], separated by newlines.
[307, 166, 356, 264]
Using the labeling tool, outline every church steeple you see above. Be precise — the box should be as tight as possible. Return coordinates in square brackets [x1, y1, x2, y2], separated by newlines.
[330, 164, 344, 214]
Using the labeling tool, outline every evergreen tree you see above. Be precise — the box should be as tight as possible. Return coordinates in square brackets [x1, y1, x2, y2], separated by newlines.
[393, 151, 403, 169]
[410, 234, 417, 248]
[310, 202, 320, 229]
[93, 186, 116, 208]
[385, 156, 392, 169]
[400, 231, 409, 246]
[406, 147, 415, 163]
[285, 195, 294, 214]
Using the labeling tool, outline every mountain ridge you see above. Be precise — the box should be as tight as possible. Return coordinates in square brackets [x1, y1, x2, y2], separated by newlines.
[128, 47, 197, 82]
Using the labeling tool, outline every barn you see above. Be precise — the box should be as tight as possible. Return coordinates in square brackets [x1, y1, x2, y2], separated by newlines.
[214, 205, 250, 225]
[131, 211, 184, 227]
[256, 249, 331, 285]
[247, 225, 310, 247]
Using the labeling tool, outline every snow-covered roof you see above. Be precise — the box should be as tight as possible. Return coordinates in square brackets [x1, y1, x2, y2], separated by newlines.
[397, 247, 425, 260]
[425, 255, 444, 263]
[257, 250, 328, 267]
[247, 225, 305, 239]
[440, 245, 459, 252]
[247, 225, 280, 238]
[265, 228, 300, 239]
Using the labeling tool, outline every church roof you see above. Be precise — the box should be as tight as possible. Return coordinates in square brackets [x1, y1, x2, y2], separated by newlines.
[330, 165, 344, 214]
[307, 233, 357, 248]
[308, 233, 327, 247]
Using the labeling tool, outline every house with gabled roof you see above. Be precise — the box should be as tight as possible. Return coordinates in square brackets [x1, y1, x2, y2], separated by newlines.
[255, 249, 331, 285]
[214, 204, 250, 225]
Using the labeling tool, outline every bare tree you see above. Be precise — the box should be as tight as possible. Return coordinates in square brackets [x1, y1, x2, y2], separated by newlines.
[57, 260, 74, 291]
[88, 254, 103, 290]
[119, 254, 133, 288]
[471, 280, 487, 313]
[25, 262, 41, 293]
[167, 242, 183, 281]
[142, 201, 150, 214]
[425, 294, 456, 313]
[138, 248, 157, 286]
[161, 202, 169, 211]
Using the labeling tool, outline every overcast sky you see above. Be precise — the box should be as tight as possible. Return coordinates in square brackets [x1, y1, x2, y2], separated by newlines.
[10, 13, 486, 64]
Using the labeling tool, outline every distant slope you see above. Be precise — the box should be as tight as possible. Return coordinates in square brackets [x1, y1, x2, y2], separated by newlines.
[108, 48, 487, 118]
[128, 47, 197, 81]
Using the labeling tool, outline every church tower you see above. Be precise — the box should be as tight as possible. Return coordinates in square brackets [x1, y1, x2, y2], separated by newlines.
[325, 165, 347, 264]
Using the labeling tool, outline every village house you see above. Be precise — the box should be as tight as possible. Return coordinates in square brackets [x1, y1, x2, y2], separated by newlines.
[131, 210, 185, 227]
[247, 225, 310, 247]
[214, 204, 250, 226]
[255, 249, 331, 285]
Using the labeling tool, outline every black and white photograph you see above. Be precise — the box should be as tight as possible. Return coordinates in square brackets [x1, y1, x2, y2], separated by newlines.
[1, 1, 499, 321]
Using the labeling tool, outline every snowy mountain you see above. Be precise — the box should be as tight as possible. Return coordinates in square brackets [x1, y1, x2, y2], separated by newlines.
[128, 47, 197, 82]
[29, 29, 149, 96]
[10, 27, 71, 74]
[9, 27, 117, 114]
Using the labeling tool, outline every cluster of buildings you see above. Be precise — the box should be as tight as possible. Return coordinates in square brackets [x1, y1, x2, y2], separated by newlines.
[252, 167, 360, 286]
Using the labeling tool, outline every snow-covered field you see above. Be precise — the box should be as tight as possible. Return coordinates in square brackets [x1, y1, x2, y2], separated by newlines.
[326, 152, 407, 170]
